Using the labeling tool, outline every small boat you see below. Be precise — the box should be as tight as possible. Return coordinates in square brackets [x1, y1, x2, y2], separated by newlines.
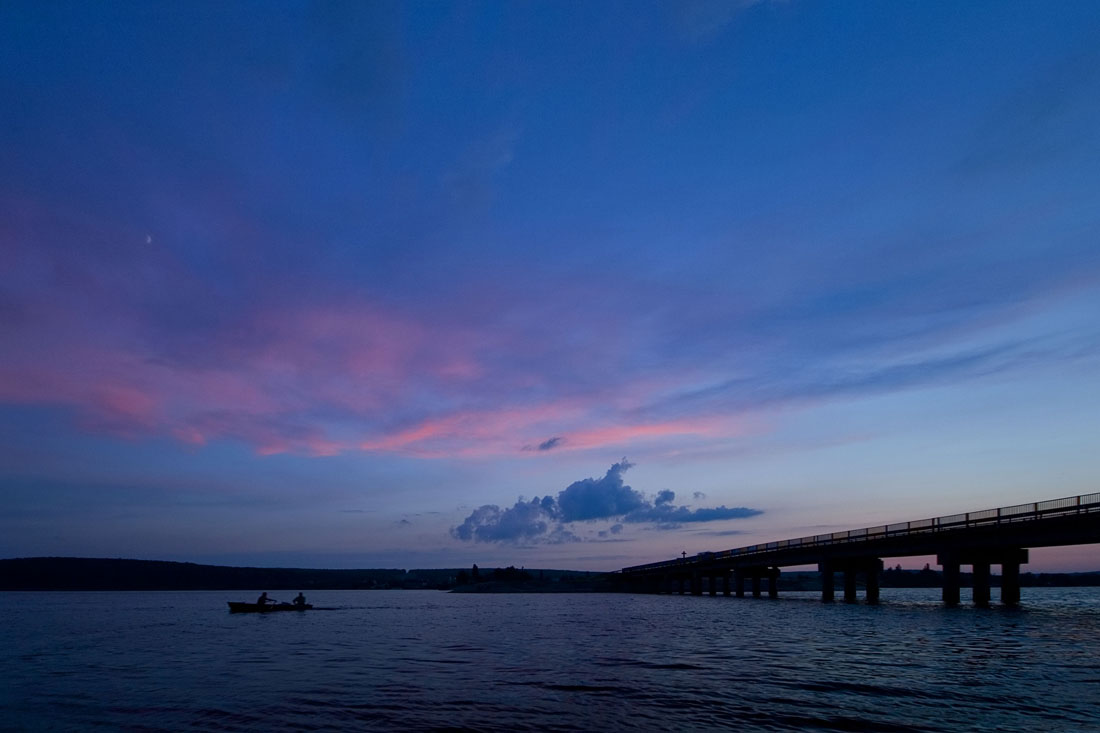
[227, 601, 313, 613]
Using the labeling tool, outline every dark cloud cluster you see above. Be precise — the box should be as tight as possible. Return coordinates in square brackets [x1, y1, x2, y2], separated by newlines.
[451, 500, 550, 543]
[523, 436, 565, 452]
[623, 504, 759, 526]
[555, 460, 647, 521]
[451, 461, 762, 544]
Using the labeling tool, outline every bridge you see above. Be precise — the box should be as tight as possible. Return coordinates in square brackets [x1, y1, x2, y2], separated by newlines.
[620, 492, 1100, 606]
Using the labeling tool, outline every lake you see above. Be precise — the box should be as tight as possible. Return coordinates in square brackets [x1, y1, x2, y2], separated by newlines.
[3, 588, 1100, 731]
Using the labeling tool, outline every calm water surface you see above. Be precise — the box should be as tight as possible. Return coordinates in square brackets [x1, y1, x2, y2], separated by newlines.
[3, 588, 1100, 731]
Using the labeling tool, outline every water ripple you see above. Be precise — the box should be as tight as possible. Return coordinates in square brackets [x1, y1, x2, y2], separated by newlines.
[2, 588, 1100, 731]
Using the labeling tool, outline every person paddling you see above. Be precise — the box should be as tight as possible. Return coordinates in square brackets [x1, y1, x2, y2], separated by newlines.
[293, 592, 307, 607]
[256, 591, 273, 606]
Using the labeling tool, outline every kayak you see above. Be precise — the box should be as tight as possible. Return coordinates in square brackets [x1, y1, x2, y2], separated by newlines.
[227, 601, 313, 613]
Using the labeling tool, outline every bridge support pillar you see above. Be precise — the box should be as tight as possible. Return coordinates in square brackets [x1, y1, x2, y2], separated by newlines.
[843, 569, 857, 603]
[691, 573, 703, 596]
[751, 571, 762, 598]
[734, 569, 745, 598]
[942, 548, 1028, 607]
[940, 555, 961, 607]
[709, 575, 717, 596]
[768, 567, 780, 598]
[1001, 561, 1021, 606]
[819, 561, 834, 602]
[723, 573, 731, 597]
[678, 577, 686, 595]
[972, 562, 991, 607]
[864, 560, 880, 604]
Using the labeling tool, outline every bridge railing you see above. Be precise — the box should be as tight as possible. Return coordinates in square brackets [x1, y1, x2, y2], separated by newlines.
[622, 491, 1100, 573]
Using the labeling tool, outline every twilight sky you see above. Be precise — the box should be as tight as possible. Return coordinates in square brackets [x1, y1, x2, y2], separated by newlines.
[2, 1, 1099, 572]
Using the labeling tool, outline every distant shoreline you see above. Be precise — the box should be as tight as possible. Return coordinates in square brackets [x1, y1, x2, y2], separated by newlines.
[4, 556, 1100, 592]
[0, 557, 608, 592]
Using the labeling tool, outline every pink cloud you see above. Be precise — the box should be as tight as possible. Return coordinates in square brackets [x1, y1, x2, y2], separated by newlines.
[172, 426, 207, 445]
[564, 419, 725, 450]
[0, 195, 758, 459]
[0, 294, 751, 456]
[89, 384, 160, 424]
[354, 402, 748, 459]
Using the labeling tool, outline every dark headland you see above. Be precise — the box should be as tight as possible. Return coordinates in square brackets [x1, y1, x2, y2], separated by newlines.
[3, 557, 1099, 592]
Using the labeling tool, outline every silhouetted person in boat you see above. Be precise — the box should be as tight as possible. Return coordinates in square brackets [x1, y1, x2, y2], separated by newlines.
[256, 592, 272, 606]
[293, 592, 307, 607]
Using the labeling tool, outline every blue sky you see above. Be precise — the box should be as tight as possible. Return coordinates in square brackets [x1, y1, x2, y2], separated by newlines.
[2, 1, 1098, 571]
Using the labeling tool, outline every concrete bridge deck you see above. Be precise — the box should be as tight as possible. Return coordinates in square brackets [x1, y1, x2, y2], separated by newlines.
[620, 492, 1100, 606]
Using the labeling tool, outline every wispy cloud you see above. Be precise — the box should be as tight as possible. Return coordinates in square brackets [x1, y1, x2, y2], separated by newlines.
[3, 198, 1094, 462]
[692, 530, 747, 538]
[1, 0, 1097, 472]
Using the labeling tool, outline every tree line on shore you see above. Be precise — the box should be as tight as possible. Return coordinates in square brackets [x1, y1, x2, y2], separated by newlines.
[3, 557, 1098, 592]
[0, 557, 603, 591]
